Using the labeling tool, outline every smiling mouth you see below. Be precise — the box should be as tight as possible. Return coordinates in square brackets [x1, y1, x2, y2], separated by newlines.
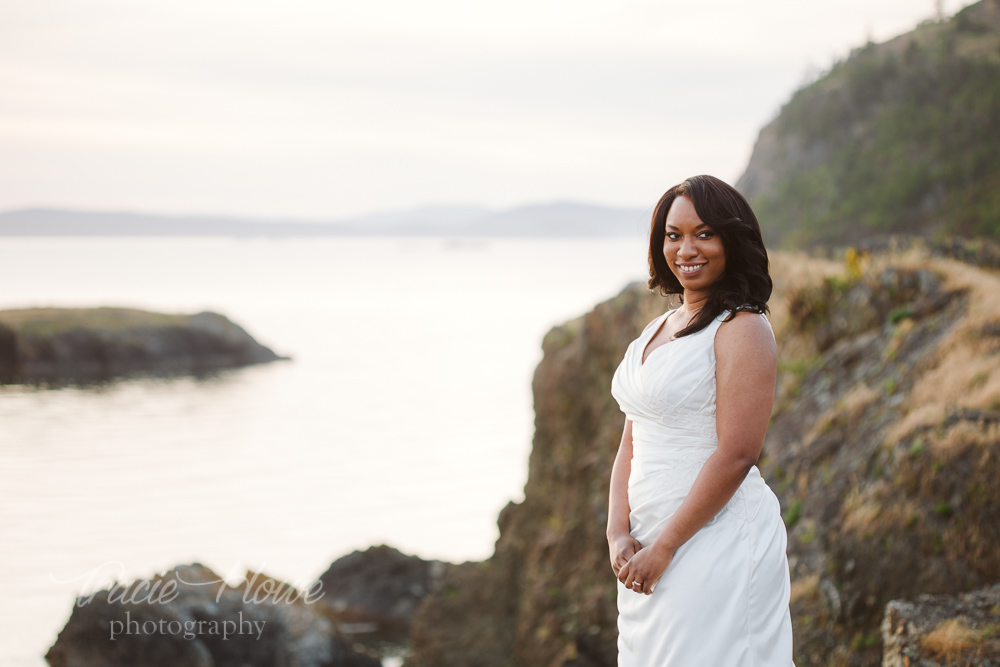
[677, 262, 707, 275]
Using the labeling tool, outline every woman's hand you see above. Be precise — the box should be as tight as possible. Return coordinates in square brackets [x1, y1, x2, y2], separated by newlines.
[618, 542, 674, 595]
[608, 532, 643, 578]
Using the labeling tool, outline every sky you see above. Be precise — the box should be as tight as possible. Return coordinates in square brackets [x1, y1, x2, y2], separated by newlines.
[0, 0, 976, 220]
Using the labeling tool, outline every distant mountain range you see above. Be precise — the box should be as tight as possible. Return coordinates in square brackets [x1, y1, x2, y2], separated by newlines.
[0, 202, 651, 238]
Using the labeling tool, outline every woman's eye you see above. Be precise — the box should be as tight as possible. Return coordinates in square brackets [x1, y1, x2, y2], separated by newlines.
[666, 231, 712, 240]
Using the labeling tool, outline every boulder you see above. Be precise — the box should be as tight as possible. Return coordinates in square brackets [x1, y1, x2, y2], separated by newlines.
[45, 563, 378, 667]
[882, 582, 1000, 666]
[316, 545, 447, 651]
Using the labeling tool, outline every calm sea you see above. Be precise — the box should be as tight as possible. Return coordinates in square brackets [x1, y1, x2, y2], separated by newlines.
[0, 235, 649, 666]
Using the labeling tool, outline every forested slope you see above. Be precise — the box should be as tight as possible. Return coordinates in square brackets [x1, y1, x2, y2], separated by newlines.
[738, 0, 1000, 249]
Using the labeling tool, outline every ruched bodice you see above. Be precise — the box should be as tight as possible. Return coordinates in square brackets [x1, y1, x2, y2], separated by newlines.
[612, 307, 727, 443]
[610, 306, 795, 666]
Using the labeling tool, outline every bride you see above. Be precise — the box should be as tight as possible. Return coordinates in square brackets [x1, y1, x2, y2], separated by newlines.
[607, 174, 794, 665]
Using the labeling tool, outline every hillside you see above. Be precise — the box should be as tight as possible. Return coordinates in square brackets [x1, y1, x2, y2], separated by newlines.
[403, 243, 1000, 667]
[738, 0, 1000, 249]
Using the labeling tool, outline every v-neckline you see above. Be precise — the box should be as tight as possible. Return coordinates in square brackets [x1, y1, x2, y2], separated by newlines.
[640, 309, 681, 368]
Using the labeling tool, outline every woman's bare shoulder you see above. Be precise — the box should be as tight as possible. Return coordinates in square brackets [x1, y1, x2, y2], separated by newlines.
[715, 310, 776, 360]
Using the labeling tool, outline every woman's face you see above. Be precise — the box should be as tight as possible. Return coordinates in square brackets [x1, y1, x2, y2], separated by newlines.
[662, 195, 726, 292]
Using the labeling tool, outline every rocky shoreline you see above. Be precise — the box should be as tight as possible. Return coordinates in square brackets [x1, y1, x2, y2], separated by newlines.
[0, 307, 288, 386]
[40, 245, 1000, 666]
[46, 544, 1000, 667]
[45, 546, 445, 667]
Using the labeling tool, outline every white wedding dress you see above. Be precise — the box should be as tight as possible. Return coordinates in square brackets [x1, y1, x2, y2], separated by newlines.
[610, 307, 794, 666]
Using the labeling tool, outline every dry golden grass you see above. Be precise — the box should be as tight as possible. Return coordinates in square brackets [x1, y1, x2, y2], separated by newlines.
[877, 254, 1000, 446]
[803, 383, 880, 445]
[789, 573, 820, 606]
[931, 420, 1000, 458]
[840, 383, 880, 421]
[688, 245, 1000, 457]
[969, 367, 1000, 413]
[0, 307, 186, 332]
[887, 404, 946, 448]
[841, 481, 892, 534]
[769, 250, 843, 349]
[765, 244, 1000, 461]
[842, 502, 883, 535]
[921, 616, 983, 659]
[891, 344, 1000, 439]
[848, 241, 930, 281]
[840, 479, 924, 537]
[770, 249, 844, 292]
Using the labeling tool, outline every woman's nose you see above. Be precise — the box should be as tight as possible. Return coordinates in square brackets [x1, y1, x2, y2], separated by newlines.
[678, 237, 698, 258]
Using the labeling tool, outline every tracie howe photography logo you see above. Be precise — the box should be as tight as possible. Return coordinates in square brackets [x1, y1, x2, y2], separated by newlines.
[111, 610, 264, 641]
[46, 561, 328, 662]
[111, 611, 267, 640]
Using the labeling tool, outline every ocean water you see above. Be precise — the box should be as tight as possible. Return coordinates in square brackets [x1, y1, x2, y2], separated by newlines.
[0, 234, 649, 666]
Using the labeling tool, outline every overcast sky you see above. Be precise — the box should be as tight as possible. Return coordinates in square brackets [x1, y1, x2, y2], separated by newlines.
[0, 0, 975, 220]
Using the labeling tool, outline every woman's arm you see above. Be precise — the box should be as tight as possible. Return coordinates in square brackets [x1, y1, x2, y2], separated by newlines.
[619, 312, 777, 595]
[608, 418, 642, 577]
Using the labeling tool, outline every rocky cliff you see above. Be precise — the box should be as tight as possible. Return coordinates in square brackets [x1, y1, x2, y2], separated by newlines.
[759, 244, 1000, 666]
[405, 280, 666, 667]
[737, 0, 1000, 249]
[404, 242, 1000, 667]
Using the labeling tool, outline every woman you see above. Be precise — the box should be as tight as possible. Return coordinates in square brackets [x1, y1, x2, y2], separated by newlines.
[607, 175, 794, 665]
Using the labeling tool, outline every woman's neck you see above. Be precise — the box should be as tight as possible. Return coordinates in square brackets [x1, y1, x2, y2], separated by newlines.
[679, 291, 710, 314]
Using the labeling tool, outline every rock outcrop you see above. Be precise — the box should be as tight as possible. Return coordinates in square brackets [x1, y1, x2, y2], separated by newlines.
[882, 583, 1000, 666]
[404, 245, 1000, 667]
[405, 280, 667, 667]
[316, 545, 447, 654]
[0, 307, 287, 386]
[45, 563, 378, 667]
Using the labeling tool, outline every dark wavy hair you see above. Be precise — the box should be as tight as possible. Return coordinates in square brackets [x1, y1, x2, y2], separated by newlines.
[647, 174, 772, 338]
